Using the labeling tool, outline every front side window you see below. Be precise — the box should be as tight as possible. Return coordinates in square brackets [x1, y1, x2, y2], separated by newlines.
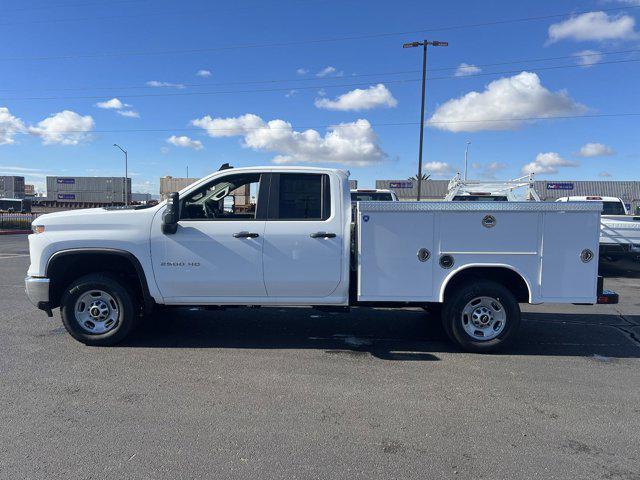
[180, 173, 261, 220]
[269, 173, 331, 220]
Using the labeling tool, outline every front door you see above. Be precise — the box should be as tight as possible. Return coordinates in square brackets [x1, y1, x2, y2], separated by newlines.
[262, 173, 343, 298]
[150, 172, 268, 301]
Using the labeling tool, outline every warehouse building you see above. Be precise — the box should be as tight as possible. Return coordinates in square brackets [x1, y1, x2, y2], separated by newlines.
[37, 176, 131, 208]
[0, 176, 25, 199]
[376, 179, 640, 213]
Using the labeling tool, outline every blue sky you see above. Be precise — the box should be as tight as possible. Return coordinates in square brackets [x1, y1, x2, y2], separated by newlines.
[0, 0, 639, 194]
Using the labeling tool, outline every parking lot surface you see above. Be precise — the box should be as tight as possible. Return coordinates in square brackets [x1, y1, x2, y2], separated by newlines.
[2, 235, 639, 479]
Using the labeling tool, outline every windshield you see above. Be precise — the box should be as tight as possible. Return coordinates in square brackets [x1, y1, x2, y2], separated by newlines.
[452, 195, 508, 202]
[602, 201, 626, 215]
[351, 192, 393, 201]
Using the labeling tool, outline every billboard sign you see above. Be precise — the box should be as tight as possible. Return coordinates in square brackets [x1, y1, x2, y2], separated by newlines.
[57, 178, 75, 184]
[57, 193, 76, 200]
[546, 182, 574, 190]
[389, 181, 413, 189]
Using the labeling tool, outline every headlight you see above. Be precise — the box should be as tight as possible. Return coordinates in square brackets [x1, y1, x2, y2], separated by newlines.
[32, 225, 45, 234]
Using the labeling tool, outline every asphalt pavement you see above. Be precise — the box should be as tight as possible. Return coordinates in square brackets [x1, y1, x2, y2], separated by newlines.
[2, 235, 639, 479]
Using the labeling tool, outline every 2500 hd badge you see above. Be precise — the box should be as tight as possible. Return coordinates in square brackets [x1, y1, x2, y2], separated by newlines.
[160, 261, 201, 267]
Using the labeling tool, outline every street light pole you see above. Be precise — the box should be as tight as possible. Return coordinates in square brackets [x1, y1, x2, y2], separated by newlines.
[403, 40, 448, 201]
[464, 141, 471, 180]
[113, 143, 128, 206]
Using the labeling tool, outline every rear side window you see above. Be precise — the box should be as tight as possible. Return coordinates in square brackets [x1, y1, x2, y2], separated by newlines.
[269, 173, 331, 220]
[602, 201, 626, 215]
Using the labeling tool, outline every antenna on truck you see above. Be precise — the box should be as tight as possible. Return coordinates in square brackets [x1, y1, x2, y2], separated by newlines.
[218, 163, 233, 171]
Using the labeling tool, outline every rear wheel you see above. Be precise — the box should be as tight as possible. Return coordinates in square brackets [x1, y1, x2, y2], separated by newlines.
[442, 280, 520, 353]
[60, 273, 139, 346]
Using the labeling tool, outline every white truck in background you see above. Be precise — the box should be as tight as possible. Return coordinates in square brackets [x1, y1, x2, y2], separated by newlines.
[26, 165, 616, 353]
[557, 196, 640, 269]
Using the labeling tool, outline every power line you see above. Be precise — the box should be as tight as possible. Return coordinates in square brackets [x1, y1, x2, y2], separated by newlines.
[1, 4, 638, 61]
[1, 48, 637, 94]
[3, 57, 638, 102]
[14, 113, 640, 135]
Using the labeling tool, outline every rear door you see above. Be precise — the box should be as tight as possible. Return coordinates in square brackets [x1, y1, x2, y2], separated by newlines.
[262, 173, 343, 297]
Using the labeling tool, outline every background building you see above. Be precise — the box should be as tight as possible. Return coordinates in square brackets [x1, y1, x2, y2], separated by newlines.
[24, 184, 36, 197]
[0, 176, 25, 199]
[160, 176, 198, 200]
[131, 192, 152, 203]
[45, 176, 131, 205]
[376, 179, 640, 213]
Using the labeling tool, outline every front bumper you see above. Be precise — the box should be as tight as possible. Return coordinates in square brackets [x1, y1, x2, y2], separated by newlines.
[25, 276, 52, 316]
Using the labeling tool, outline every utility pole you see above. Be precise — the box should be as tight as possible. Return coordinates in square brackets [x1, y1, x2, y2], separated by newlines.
[113, 144, 128, 206]
[403, 40, 448, 201]
[464, 141, 471, 180]
[186, 165, 189, 178]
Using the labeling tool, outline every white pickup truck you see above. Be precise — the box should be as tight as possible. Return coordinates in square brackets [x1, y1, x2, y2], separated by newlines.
[557, 196, 640, 269]
[25, 166, 616, 352]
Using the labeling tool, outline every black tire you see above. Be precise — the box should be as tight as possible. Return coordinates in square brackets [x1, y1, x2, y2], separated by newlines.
[60, 273, 139, 346]
[441, 280, 520, 353]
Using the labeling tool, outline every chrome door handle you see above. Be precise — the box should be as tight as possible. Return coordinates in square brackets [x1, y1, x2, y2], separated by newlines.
[233, 231, 259, 238]
[310, 232, 336, 238]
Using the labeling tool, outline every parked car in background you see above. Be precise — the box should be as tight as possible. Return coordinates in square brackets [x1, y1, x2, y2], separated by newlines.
[557, 196, 640, 271]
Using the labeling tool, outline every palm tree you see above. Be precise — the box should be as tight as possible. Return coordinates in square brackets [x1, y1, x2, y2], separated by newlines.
[408, 173, 431, 181]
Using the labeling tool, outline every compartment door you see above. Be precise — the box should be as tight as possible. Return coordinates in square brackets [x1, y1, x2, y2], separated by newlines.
[540, 211, 600, 302]
[358, 211, 435, 301]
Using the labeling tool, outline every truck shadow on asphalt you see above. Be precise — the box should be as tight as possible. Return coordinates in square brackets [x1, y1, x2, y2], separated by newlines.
[116, 307, 640, 360]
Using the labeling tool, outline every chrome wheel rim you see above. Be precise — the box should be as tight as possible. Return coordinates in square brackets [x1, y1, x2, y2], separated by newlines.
[74, 290, 119, 334]
[461, 296, 506, 341]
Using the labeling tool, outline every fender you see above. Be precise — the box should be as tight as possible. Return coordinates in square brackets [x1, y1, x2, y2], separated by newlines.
[438, 263, 533, 303]
[46, 248, 156, 313]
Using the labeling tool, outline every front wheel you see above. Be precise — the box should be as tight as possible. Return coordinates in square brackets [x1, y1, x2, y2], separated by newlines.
[442, 280, 520, 353]
[60, 273, 139, 346]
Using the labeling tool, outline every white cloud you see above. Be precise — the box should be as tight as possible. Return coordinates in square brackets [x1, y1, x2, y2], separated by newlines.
[428, 72, 587, 132]
[599, 171, 613, 178]
[196, 69, 211, 77]
[316, 66, 343, 77]
[576, 142, 614, 157]
[0, 107, 26, 145]
[146, 80, 185, 89]
[285, 89, 298, 98]
[95, 98, 139, 118]
[575, 50, 602, 67]
[547, 11, 637, 44]
[117, 110, 140, 118]
[166, 135, 203, 150]
[425, 161, 453, 176]
[314, 84, 398, 111]
[29, 110, 95, 146]
[455, 63, 482, 77]
[521, 152, 579, 175]
[296, 68, 309, 75]
[191, 113, 387, 166]
[95, 98, 129, 110]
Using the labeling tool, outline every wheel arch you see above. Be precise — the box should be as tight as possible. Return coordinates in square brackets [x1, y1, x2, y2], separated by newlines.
[46, 248, 154, 312]
[439, 263, 532, 303]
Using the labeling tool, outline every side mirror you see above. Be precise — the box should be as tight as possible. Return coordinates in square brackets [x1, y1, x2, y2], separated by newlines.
[162, 192, 179, 234]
